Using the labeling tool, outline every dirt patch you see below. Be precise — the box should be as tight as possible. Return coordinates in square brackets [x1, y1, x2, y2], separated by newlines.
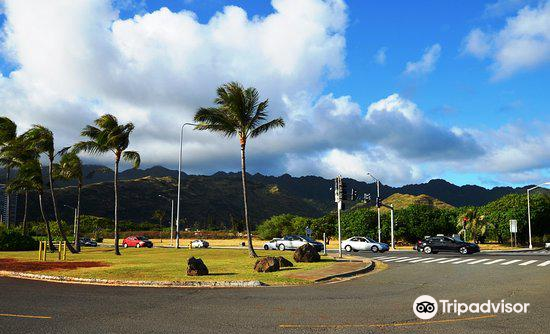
[0, 258, 109, 272]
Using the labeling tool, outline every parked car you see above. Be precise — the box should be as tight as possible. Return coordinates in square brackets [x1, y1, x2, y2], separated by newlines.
[417, 236, 479, 254]
[191, 239, 209, 248]
[275, 235, 324, 252]
[545, 242, 550, 250]
[78, 237, 97, 247]
[122, 236, 153, 248]
[341, 237, 389, 253]
[263, 238, 282, 250]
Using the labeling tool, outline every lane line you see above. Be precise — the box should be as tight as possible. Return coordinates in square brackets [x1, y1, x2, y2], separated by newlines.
[279, 314, 497, 329]
[501, 260, 521, 266]
[484, 259, 506, 265]
[537, 260, 550, 267]
[519, 260, 537, 266]
[452, 258, 476, 264]
[0, 313, 51, 319]
[422, 257, 449, 263]
[468, 259, 490, 265]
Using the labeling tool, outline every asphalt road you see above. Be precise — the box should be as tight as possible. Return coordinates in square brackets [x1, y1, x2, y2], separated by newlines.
[1, 251, 549, 334]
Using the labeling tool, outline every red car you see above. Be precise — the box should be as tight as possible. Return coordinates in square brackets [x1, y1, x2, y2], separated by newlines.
[122, 236, 153, 248]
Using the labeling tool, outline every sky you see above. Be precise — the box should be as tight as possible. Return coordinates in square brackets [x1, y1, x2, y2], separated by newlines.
[0, 0, 549, 187]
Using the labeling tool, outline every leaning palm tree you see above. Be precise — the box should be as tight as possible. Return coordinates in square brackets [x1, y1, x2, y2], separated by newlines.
[7, 159, 55, 250]
[22, 125, 76, 253]
[457, 208, 490, 243]
[73, 114, 140, 256]
[194, 82, 285, 257]
[0, 117, 17, 228]
[56, 151, 83, 252]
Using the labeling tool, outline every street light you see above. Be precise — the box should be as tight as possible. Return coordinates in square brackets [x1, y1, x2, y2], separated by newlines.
[527, 181, 550, 249]
[175, 122, 198, 249]
[64, 204, 78, 247]
[158, 195, 174, 246]
[366, 172, 381, 243]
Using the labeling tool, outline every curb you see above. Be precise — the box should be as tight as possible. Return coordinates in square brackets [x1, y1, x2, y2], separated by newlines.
[314, 259, 376, 283]
[0, 270, 265, 288]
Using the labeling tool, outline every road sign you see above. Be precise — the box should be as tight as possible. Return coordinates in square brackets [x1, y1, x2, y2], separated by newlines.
[305, 226, 312, 237]
[510, 219, 518, 233]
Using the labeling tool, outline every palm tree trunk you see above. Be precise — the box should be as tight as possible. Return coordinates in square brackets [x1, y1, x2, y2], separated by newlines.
[48, 160, 77, 253]
[240, 143, 257, 258]
[114, 157, 121, 256]
[39, 193, 55, 251]
[75, 181, 82, 252]
[5, 168, 10, 229]
[22, 191, 28, 235]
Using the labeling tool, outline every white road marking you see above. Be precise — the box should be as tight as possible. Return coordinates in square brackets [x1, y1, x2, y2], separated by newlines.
[467, 259, 490, 265]
[436, 258, 462, 264]
[422, 257, 448, 263]
[519, 260, 537, 266]
[382, 257, 407, 262]
[452, 258, 476, 264]
[501, 260, 522, 265]
[392, 257, 414, 262]
[484, 259, 506, 265]
[374, 256, 398, 260]
[537, 260, 550, 267]
[408, 258, 432, 263]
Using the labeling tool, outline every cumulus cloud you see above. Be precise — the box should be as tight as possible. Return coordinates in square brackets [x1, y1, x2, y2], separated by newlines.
[464, 1, 550, 79]
[404, 44, 441, 76]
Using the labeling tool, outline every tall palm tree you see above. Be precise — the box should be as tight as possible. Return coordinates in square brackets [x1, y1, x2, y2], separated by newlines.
[457, 208, 492, 243]
[73, 114, 140, 256]
[0, 117, 17, 228]
[56, 151, 83, 252]
[194, 82, 285, 257]
[22, 125, 76, 253]
[7, 159, 55, 250]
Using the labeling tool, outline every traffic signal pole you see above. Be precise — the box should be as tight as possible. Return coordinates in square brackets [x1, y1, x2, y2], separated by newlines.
[337, 201, 342, 258]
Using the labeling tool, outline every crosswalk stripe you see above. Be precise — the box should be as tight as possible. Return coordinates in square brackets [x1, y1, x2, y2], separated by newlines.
[501, 260, 521, 265]
[376, 256, 398, 261]
[394, 257, 418, 262]
[436, 258, 462, 264]
[422, 257, 448, 263]
[408, 258, 432, 263]
[537, 260, 550, 267]
[452, 258, 476, 264]
[382, 257, 407, 262]
[484, 259, 506, 265]
[519, 260, 537, 266]
[468, 259, 490, 264]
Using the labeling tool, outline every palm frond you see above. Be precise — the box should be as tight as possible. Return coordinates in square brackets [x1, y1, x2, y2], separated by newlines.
[0, 117, 17, 144]
[95, 114, 119, 130]
[72, 141, 109, 155]
[249, 118, 285, 138]
[122, 150, 141, 169]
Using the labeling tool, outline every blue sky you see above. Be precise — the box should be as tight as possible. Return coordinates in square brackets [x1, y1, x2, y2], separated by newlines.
[0, 0, 549, 187]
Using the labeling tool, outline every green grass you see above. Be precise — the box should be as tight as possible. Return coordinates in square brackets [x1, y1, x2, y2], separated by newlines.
[0, 248, 335, 285]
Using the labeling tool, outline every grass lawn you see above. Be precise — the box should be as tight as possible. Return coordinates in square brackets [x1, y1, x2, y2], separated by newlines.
[0, 247, 335, 285]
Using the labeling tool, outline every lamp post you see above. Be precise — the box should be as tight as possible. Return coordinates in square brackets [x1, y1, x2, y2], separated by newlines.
[64, 204, 78, 247]
[367, 172, 381, 242]
[527, 182, 550, 250]
[158, 195, 174, 246]
[176, 122, 198, 249]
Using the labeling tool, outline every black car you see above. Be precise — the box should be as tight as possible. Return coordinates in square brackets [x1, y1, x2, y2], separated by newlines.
[78, 237, 98, 247]
[417, 236, 479, 255]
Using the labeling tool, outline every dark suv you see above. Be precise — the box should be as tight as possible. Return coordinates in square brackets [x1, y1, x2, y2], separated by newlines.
[417, 236, 480, 255]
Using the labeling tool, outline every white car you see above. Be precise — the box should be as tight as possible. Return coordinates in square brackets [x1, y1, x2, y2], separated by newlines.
[275, 235, 324, 252]
[341, 236, 389, 253]
[263, 238, 282, 250]
[191, 239, 209, 248]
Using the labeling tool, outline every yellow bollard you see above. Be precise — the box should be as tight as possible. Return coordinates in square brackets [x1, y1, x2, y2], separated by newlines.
[38, 241, 42, 261]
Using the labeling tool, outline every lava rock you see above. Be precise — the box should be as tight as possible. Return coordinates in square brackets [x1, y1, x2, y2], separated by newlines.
[187, 256, 209, 276]
[254, 256, 280, 272]
[293, 244, 321, 262]
[276, 256, 294, 268]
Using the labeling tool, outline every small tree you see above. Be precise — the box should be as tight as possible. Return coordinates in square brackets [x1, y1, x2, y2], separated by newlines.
[152, 210, 166, 243]
[56, 151, 83, 252]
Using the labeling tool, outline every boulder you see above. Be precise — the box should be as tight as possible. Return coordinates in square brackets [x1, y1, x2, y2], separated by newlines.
[254, 256, 280, 272]
[187, 256, 209, 276]
[293, 243, 321, 262]
[276, 256, 294, 268]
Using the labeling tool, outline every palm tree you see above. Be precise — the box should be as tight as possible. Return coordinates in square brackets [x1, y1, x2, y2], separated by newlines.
[56, 151, 83, 252]
[152, 209, 166, 243]
[22, 125, 77, 253]
[7, 159, 55, 250]
[194, 82, 285, 257]
[0, 117, 17, 228]
[457, 208, 492, 243]
[73, 114, 140, 256]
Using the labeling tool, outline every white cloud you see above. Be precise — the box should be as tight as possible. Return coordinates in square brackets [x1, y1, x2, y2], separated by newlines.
[374, 47, 387, 65]
[404, 44, 441, 76]
[464, 1, 550, 79]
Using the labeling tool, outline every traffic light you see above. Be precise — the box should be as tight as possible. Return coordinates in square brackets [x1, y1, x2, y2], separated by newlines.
[340, 180, 347, 201]
[376, 196, 381, 208]
[350, 188, 357, 201]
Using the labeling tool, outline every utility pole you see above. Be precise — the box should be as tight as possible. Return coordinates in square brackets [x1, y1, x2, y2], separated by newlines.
[334, 175, 347, 258]
[390, 204, 394, 250]
[367, 173, 381, 242]
[176, 122, 197, 249]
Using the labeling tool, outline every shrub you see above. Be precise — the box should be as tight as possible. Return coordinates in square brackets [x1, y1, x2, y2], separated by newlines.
[0, 230, 39, 251]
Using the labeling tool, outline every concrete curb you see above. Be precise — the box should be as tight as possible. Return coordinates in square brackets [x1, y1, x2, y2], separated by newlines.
[0, 270, 265, 288]
[314, 259, 376, 283]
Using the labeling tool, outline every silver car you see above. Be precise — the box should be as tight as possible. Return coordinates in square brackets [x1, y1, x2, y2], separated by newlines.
[341, 236, 389, 253]
[263, 238, 282, 250]
[191, 239, 209, 248]
[275, 235, 324, 252]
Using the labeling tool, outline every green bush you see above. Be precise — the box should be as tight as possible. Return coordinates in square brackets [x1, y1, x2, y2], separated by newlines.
[0, 230, 39, 251]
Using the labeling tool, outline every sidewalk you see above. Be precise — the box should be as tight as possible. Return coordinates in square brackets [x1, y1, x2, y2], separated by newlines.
[286, 258, 374, 282]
